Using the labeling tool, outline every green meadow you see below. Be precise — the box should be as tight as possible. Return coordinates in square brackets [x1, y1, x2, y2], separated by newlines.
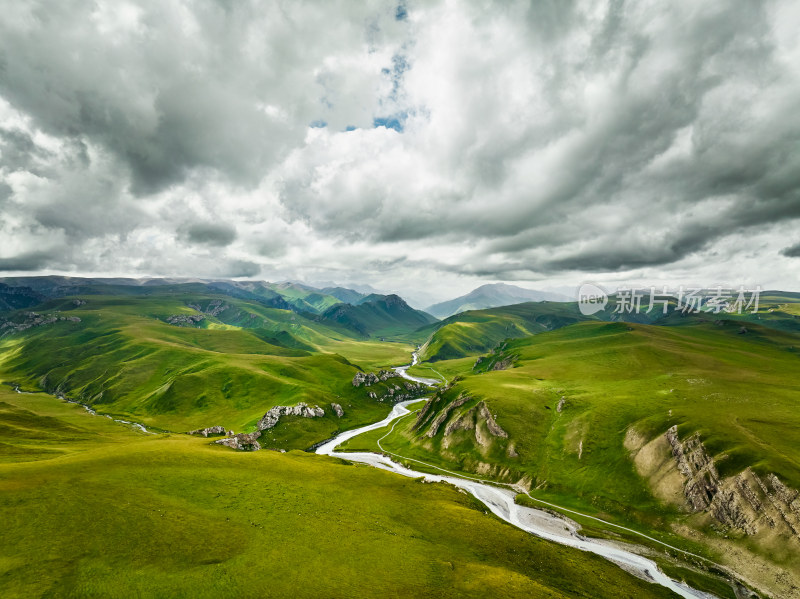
[354, 318, 800, 598]
[3, 284, 800, 597]
[0, 387, 678, 599]
[0, 293, 416, 447]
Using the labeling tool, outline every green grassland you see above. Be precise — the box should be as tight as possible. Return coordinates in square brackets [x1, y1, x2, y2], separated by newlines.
[0, 293, 416, 447]
[356, 319, 800, 597]
[415, 293, 800, 365]
[0, 386, 679, 599]
[416, 301, 591, 362]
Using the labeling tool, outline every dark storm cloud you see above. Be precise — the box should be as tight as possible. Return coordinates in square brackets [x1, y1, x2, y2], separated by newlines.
[782, 243, 800, 259]
[0, 250, 57, 271]
[179, 222, 237, 247]
[223, 259, 261, 278]
[0, 181, 12, 203]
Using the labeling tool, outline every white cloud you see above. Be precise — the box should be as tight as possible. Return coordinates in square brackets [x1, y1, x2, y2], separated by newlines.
[0, 0, 798, 301]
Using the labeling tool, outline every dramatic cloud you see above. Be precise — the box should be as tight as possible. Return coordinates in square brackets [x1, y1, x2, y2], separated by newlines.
[782, 243, 800, 259]
[0, 0, 798, 300]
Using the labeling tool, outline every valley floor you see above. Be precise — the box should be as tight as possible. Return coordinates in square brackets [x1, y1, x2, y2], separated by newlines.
[0, 386, 681, 599]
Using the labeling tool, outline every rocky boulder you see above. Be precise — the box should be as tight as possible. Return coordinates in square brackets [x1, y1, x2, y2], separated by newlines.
[257, 403, 325, 430]
[187, 425, 226, 437]
[215, 431, 262, 451]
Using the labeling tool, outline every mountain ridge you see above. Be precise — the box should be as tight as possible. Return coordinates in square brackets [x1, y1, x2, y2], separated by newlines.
[426, 283, 571, 318]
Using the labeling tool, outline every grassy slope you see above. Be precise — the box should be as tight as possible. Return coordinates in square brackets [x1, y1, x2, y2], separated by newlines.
[0, 294, 414, 447]
[0, 387, 677, 599]
[416, 293, 800, 364]
[359, 320, 800, 596]
[417, 302, 592, 362]
[322, 295, 437, 340]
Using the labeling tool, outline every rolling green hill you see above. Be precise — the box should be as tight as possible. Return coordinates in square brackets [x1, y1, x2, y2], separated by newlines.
[361, 319, 800, 598]
[321, 286, 368, 304]
[0, 292, 418, 447]
[321, 294, 437, 338]
[418, 301, 592, 362]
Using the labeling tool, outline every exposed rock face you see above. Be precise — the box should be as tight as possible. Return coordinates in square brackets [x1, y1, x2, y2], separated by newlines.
[204, 300, 227, 317]
[479, 403, 509, 439]
[664, 425, 800, 540]
[665, 425, 719, 512]
[215, 431, 262, 451]
[166, 313, 205, 326]
[491, 357, 514, 371]
[187, 425, 226, 437]
[331, 403, 344, 418]
[423, 395, 509, 447]
[414, 379, 459, 430]
[429, 395, 470, 437]
[556, 397, 566, 412]
[257, 403, 325, 430]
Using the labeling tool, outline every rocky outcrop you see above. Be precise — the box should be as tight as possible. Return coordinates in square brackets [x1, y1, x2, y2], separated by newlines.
[167, 314, 203, 325]
[215, 431, 261, 451]
[257, 403, 325, 430]
[665, 425, 719, 512]
[184, 299, 231, 318]
[166, 314, 205, 326]
[556, 397, 567, 412]
[353, 371, 426, 403]
[413, 379, 459, 430]
[351, 369, 399, 387]
[442, 402, 509, 447]
[331, 403, 344, 418]
[187, 425, 226, 437]
[1, 311, 81, 337]
[479, 403, 509, 438]
[664, 425, 800, 540]
[491, 357, 515, 371]
[424, 396, 509, 447]
[352, 372, 377, 387]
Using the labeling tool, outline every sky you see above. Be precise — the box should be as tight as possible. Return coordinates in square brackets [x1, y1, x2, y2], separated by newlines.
[1, 0, 799, 306]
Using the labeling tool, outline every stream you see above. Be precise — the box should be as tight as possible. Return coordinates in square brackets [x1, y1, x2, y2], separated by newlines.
[316, 356, 716, 599]
[13, 384, 155, 434]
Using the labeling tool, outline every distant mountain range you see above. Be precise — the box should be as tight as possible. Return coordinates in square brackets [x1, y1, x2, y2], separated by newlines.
[425, 283, 571, 318]
[0, 276, 437, 339]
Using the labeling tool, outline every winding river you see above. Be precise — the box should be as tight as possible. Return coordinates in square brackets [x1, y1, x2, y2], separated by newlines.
[13, 384, 155, 434]
[316, 357, 716, 599]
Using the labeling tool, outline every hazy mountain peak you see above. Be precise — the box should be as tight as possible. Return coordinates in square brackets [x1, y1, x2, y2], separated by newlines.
[426, 283, 571, 319]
